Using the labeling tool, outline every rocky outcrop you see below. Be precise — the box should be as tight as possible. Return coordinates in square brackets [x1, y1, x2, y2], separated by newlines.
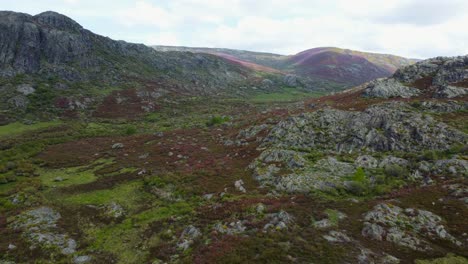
[363, 55, 468, 99]
[261, 102, 466, 153]
[363, 78, 420, 98]
[362, 204, 462, 251]
[10, 207, 77, 255]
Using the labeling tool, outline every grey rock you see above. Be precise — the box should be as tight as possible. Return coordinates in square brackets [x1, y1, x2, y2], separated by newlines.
[263, 211, 294, 231]
[10, 207, 77, 255]
[355, 155, 378, 169]
[323, 230, 351, 243]
[362, 203, 462, 251]
[261, 79, 274, 88]
[433, 159, 468, 177]
[177, 225, 201, 251]
[73, 256, 92, 264]
[418, 101, 468, 113]
[262, 102, 466, 153]
[379, 156, 409, 168]
[283, 74, 299, 87]
[54, 177, 64, 182]
[234, 179, 246, 193]
[362, 222, 385, 241]
[363, 78, 420, 98]
[434, 85, 468, 98]
[105, 202, 125, 218]
[112, 143, 124, 149]
[8, 95, 29, 109]
[215, 221, 247, 235]
[16, 84, 35, 95]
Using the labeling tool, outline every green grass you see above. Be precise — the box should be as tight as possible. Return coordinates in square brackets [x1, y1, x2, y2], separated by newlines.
[250, 88, 324, 103]
[86, 201, 194, 264]
[62, 180, 146, 208]
[415, 254, 468, 264]
[0, 121, 62, 138]
[40, 168, 96, 187]
[40, 158, 116, 187]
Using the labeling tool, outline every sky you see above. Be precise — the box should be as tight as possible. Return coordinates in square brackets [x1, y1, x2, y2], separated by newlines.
[2, 0, 468, 59]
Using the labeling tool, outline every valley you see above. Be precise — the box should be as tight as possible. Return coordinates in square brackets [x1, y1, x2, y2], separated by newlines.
[0, 10, 467, 264]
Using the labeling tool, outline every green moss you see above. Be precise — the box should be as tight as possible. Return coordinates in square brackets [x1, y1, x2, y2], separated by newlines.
[415, 254, 468, 264]
[0, 121, 62, 138]
[324, 209, 341, 226]
[250, 88, 324, 103]
[87, 201, 194, 264]
[62, 181, 146, 208]
[206, 115, 230, 126]
[352, 167, 366, 182]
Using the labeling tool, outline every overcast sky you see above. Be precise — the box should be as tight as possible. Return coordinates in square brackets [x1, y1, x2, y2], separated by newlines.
[3, 0, 468, 58]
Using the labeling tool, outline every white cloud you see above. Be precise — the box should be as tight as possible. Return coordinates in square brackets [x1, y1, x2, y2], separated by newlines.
[5, 0, 468, 58]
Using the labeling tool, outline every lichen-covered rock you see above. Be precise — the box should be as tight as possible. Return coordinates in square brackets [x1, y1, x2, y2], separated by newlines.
[363, 78, 420, 98]
[177, 225, 201, 251]
[251, 154, 356, 193]
[433, 159, 468, 177]
[234, 179, 247, 193]
[355, 155, 378, 169]
[283, 74, 299, 87]
[379, 156, 409, 168]
[362, 203, 462, 251]
[214, 221, 247, 235]
[323, 230, 351, 243]
[263, 211, 294, 231]
[434, 86, 468, 98]
[10, 207, 77, 255]
[417, 101, 468, 113]
[358, 248, 400, 264]
[261, 102, 466, 152]
[363, 55, 468, 99]
[16, 84, 35, 95]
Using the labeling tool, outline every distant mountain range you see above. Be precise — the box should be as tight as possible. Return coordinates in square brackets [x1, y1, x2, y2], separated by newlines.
[153, 46, 419, 86]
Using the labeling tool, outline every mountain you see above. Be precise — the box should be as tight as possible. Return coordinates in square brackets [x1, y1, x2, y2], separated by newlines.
[0, 11, 253, 89]
[0, 11, 313, 123]
[285, 47, 418, 85]
[153, 45, 418, 87]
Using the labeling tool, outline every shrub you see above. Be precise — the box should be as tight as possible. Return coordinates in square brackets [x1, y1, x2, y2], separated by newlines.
[0, 176, 8, 184]
[422, 150, 439, 161]
[384, 165, 408, 178]
[124, 125, 137, 135]
[206, 116, 230, 127]
[345, 181, 367, 196]
[352, 167, 367, 182]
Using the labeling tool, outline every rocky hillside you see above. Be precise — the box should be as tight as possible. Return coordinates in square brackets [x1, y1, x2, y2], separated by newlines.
[0, 11, 321, 123]
[154, 46, 418, 88]
[363, 55, 468, 99]
[0, 11, 251, 87]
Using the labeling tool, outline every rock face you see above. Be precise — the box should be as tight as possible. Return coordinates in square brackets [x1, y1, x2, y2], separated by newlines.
[362, 204, 462, 251]
[262, 102, 466, 152]
[0, 11, 249, 91]
[363, 55, 468, 99]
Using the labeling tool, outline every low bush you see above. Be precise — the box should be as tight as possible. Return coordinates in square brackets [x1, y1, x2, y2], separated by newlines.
[206, 116, 230, 126]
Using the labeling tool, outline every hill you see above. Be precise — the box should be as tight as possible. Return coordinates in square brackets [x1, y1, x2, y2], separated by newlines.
[153, 46, 418, 87]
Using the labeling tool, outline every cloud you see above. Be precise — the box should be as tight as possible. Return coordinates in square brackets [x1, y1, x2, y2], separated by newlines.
[5, 0, 468, 58]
